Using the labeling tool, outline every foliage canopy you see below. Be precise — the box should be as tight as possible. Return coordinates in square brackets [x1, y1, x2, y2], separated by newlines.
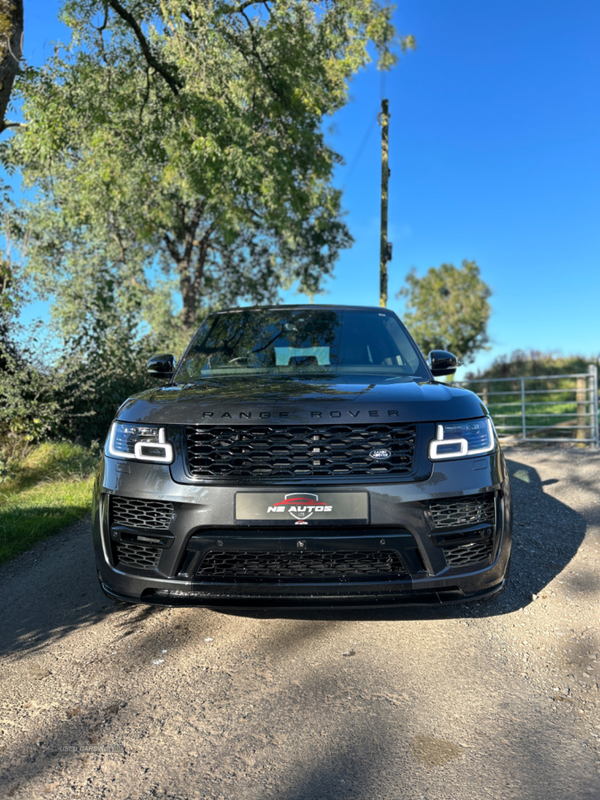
[0, 0, 23, 133]
[6, 0, 414, 342]
[397, 260, 492, 365]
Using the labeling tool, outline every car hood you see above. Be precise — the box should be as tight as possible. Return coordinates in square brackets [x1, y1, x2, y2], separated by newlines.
[115, 376, 486, 425]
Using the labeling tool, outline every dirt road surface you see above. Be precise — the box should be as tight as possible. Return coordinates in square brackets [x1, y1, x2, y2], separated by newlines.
[1, 447, 599, 799]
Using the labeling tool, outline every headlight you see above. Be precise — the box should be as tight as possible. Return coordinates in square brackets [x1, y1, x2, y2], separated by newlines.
[428, 417, 495, 460]
[107, 422, 174, 464]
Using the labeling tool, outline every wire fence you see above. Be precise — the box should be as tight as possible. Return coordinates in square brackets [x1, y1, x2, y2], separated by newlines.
[455, 364, 599, 447]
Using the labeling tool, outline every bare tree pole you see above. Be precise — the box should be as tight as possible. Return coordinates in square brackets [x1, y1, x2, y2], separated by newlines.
[0, 0, 23, 133]
[379, 98, 391, 307]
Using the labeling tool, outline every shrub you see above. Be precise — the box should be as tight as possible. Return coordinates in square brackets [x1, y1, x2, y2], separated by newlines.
[0, 326, 155, 454]
[465, 350, 594, 381]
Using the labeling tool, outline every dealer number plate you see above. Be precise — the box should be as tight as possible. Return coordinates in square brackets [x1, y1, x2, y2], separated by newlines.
[235, 491, 369, 524]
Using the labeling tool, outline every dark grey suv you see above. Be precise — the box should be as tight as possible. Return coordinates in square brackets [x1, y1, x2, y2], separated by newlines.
[92, 305, 512, 608]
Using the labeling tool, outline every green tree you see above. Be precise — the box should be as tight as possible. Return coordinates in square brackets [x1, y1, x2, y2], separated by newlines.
[0, 191, 25, 370]
[0, 0, 23, 133]
[6, 0, 415, 342]
[397, 260, 492, 364]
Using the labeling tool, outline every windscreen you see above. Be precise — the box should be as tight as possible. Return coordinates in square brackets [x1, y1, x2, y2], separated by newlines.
[175, 308, 429, 382]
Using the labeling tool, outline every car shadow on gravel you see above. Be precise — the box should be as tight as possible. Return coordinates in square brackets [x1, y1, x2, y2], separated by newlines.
[227, 456, 588, 623]
[0, 518, 170, 660]
[0, 455, 589, 655]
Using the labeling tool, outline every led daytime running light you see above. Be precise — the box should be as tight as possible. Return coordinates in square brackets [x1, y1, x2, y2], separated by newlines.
[428, 418, 494, 461]
[107, 423, 174, 464]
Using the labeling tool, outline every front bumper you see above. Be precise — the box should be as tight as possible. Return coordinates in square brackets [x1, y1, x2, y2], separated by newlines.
[92, 452, 512, 609]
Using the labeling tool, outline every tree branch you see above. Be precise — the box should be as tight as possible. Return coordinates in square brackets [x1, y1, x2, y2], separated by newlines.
[182, 200, 205, 264]
[139, 65, 151, 124]
[192, 221, 216, 292]
[236, 9, 289, 115]
[163, 232, 181, 264]
[228, 1, 272, 12]
[106, 0, 182, 96]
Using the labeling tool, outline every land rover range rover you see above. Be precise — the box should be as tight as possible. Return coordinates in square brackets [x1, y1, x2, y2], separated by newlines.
[92, 305, 512, 608]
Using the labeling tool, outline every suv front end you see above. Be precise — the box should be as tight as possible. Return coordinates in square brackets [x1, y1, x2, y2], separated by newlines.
[92, 305, 512, 608]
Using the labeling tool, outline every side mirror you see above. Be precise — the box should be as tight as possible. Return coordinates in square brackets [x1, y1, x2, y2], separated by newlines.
[147, 353, 176, 379]
[429, 350, 458, 377]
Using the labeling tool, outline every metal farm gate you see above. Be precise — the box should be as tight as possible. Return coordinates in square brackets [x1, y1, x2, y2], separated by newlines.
[455, 364, 599, 447]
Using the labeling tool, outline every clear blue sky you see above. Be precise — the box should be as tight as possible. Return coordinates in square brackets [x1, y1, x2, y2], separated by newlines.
[11, 0, 600, 378]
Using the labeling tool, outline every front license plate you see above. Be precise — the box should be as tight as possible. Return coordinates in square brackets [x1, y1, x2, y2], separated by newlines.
[235, 491, 369, 525]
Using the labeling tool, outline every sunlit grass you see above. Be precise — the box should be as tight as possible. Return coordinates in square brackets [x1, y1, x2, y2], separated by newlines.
[0, 442, 99, 565]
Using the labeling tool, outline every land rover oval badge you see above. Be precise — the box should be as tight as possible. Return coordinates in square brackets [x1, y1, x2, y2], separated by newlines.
[369, 448, 392, 460]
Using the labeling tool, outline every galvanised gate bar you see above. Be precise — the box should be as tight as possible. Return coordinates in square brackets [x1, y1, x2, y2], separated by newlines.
[456, 364, 599, 446]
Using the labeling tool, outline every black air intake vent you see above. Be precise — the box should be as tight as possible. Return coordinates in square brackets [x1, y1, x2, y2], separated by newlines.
[196, 550, 409, 582]
[110, 496, 174, 531]
[429, 493, 495, 529]
[114, 542, 161, 570]
[185, 424, 416, 480]
[443, 538, 494, 568]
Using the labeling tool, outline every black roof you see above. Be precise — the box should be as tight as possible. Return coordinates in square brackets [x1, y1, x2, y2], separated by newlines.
[213, 304, 391, 314]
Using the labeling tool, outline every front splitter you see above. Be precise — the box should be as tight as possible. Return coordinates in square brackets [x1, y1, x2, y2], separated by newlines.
[101, 578, 506, 609]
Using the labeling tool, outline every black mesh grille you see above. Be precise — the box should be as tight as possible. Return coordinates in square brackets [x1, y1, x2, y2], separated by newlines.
[443, 538, 494, 568]
[196, 550, 408, 582]
[111, 496, 174, 531]
[429, 493, 495, 529]
[185, 424, 416, 480]
[114, 542, 161, 570]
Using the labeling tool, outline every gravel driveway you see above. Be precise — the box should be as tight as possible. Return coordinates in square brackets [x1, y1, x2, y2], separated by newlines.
[0, 447, 599, 799]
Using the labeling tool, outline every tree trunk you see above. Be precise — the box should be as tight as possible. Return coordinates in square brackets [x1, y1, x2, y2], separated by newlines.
[179, 257, 197, 332]
[0, 0, 23, 133]
[163, 201, 212, 334]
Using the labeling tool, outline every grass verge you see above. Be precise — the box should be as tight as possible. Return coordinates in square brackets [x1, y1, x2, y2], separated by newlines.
[0, 442, 99, 566]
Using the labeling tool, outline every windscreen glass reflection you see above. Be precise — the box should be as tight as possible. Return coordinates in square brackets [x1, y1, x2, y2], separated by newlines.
[175, 309, 428, 382]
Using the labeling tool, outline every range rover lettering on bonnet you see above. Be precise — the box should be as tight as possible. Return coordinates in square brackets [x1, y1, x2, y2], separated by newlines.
[198, 409, 403, 419]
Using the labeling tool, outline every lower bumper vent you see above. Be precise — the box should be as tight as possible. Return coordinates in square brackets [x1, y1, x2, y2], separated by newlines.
[443, 538, 494, 568]
[114, 541, 161, 570]
[429, 493, 495, 529]
[110, 496, 174, 531]
[196, 550, 408, 582]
